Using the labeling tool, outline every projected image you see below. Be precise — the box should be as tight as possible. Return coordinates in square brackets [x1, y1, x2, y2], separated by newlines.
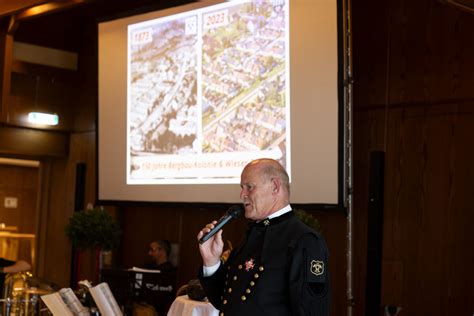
[127, 0, 289, 184]
[202, 1, 287, 154]
[129, 16, 199, 155]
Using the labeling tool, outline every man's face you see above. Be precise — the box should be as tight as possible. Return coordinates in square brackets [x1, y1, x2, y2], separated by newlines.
[240, 163, 275, 221]
[148, 242, 161, 260]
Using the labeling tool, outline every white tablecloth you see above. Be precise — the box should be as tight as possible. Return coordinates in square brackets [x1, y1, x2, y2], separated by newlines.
[167, 295, 219, 316]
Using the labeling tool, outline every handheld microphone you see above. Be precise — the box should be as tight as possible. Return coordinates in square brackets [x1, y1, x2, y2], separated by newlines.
[199, 205, 243, 244]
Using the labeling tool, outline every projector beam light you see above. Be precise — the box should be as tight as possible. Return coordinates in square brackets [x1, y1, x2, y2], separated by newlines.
[28, 112, 59, 126]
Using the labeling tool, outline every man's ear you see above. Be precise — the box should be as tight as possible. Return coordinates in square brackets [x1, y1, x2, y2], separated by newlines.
[271, 177, 280, 193]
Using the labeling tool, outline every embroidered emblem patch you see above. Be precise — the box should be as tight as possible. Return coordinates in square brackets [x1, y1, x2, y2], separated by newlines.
[245, 258, 255, 271]
[310, 260, 324, 276]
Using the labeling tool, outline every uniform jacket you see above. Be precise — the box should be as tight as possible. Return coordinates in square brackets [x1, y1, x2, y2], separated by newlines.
[199, 211, 330, 316]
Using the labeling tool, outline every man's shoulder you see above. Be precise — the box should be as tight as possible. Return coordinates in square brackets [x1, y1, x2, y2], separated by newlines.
[159, 261, 177, 272]
[284, 216, 327, 248]
[0, 257, 15, 267]
[286, 215, 320, 235]
[267, 215, 321, 245]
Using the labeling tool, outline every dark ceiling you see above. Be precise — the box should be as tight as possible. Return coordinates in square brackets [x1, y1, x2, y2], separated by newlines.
[4, 0, 473, 52]
[1, 0, 194, 52]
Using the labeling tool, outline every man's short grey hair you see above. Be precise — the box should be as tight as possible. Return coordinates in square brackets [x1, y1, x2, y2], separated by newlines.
[257, 159, 290, 195]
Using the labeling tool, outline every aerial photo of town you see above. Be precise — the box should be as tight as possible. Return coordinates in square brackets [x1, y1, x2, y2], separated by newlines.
[202, 0, 288, 154]
[127, 0, 288, 181]
[129, 16, 199, 155]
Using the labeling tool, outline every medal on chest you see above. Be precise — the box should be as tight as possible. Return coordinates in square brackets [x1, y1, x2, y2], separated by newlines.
[244, 258, 255, 271]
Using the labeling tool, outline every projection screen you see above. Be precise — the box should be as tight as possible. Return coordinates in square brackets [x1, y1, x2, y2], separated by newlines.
[98, 0, 343, 206]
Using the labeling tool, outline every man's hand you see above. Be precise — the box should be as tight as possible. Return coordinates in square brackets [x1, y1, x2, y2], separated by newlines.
[197, 220, 224, 267]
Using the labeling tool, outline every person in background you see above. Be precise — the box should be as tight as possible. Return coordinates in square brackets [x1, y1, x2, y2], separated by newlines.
[145, 240, 175, 272]
[0, 258, 31, 288]
[143, 240, 177, 316]
[197, 158, 330, 315]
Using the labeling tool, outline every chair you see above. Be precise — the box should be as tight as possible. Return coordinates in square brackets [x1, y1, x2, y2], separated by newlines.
[169, 243, 179, 267]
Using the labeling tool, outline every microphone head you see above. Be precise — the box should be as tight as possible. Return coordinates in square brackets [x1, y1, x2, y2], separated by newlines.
[227, 205, 243, 219]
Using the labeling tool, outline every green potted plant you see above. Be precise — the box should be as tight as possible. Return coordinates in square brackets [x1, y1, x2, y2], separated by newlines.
[294, 208, 322, 233]
[65, 206, 121, 251]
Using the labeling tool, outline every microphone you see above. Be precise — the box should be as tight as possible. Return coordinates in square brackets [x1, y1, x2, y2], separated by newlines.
[199, 205, 243, 244]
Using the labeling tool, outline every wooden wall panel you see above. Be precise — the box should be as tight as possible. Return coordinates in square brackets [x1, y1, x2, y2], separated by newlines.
[0, 165, 38, 232]
[37, 132, 96, 287]
[0, 126, 69, 157]
[353, 0, 474, 315]
[8, 70, 77, 130]
[352, 0, 389, 107]
[73, 19, 97, 133]
[354, 105, 474, 315]
[387, 0, 474, 104]
[0, 164, 38, 263]
[379, 104, 474, 314]
[39, 157, 71, 286]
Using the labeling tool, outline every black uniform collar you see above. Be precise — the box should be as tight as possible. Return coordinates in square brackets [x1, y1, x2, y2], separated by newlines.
[250, 210, 295, 228]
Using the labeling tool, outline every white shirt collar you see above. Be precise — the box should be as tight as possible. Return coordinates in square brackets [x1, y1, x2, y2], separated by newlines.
[268, 204, 292, 219]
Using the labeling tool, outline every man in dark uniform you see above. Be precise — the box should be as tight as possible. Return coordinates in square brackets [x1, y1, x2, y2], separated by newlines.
[197, 158, 330, 315]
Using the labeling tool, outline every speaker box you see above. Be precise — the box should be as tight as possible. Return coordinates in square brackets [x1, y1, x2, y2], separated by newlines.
[70, 163, 87, 287]
[74, 163, 87, 212]
[365, 151, 385, 316]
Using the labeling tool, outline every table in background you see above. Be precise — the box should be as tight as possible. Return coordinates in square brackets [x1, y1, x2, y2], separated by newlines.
[167, 295, 218, 316]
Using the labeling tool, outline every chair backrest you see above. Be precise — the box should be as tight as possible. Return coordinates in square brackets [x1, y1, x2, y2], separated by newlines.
[169, 243, 179, 267]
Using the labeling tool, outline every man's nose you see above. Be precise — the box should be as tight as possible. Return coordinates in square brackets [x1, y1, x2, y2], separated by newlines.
[240, 189, 246, 201]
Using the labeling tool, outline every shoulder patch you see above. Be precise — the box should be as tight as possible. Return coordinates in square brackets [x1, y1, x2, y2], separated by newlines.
[310, 260, 324, 276]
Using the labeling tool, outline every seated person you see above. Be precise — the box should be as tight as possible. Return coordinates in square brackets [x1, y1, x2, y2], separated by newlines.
[0, 257, 31, 288]
[145, 240, 176, 272]
[143, 240, 177, 315]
